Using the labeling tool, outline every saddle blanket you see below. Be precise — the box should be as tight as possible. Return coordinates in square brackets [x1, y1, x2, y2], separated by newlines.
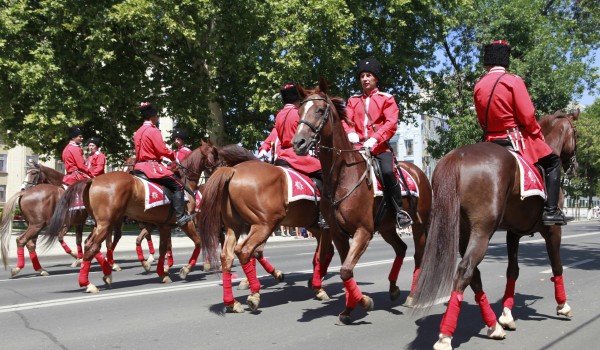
[367, 162, 419, 198]
[509, 151, 546, 200]
[134, 177, 193, 211]
[279, 166, 320, 203]
[68, 191, 86, 211]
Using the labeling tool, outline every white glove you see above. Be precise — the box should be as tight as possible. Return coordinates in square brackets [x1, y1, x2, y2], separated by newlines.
[363, 137, 377, 150]
[347, 132, 360, 144]
[258, 149, 268, 158]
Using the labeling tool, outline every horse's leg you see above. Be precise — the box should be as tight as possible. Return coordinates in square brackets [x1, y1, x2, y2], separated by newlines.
[310, 229, 334, 301]
[136, 227, 152, 271]
[71, 225, 84, 268]
[405, 216, 427, 306]
[57, 224, 77, 259]
[222, 228, 244, 313]
[469, 267, 506, 339]
[106, 222, 122, 271]
[25, 236, 49, 276]
[378, 220, 408, 302]
[178, 220, 201, 280]
[238, 243, 283, 291]
[155, 225, 172, 283]
[80, 225, 112, 293]
[337, 229, 374, 325]
[498, 230, 521, 330]
[540, 227, 572, 318]
[12, 224, 43, 277]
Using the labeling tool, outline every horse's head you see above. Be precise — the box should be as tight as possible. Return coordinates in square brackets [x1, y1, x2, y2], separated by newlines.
[540, 109, 579, 176]
[182, 140, 220, 180]
[21, 160, 41, 190]
[293, 77, 334, 156]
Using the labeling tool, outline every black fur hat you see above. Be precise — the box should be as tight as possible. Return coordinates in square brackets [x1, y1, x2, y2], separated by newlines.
[280, 84, 300, 104]
[172, 128, 188, 140]
[67, 126, 83, 139]
[139, 102, 158, 119]
[483, 40, 511, 68]
[87, 136, 101, 147]
[357, 57, 382, 79]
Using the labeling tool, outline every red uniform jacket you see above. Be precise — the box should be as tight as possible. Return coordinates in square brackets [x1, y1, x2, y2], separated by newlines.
[175, 145, 192, 163]
[274, 104, 321, 174]
[343, 89, 399, 155]
[62, 142, 92, 186]
[133, 121, 175, 179]
[86, 151, 106, 177]
[474, 66, 552, 165]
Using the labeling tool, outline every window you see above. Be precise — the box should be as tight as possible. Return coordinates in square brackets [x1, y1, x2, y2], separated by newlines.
[0, 185, 5, 202]
[0, 154, 6, 173]
[404, 139, 413, 156]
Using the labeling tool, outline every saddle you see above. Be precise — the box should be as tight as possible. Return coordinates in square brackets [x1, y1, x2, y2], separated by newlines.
[131, 171, 196, 211]
[490, 141, 546, 199]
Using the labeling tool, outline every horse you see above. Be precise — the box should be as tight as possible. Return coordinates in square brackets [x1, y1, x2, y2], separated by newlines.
[291, 78, 432, 324]
[411, 110, 579, 350]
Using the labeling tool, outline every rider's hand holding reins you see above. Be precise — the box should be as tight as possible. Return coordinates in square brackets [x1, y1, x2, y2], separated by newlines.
[363, 138, 377, 150]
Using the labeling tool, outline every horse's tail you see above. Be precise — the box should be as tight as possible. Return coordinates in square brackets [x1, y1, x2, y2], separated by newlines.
[0, 191, 23, 269]
[42, 180, 90, 248]
[412, 154, 460, 313]
[197, 167, 236, 271]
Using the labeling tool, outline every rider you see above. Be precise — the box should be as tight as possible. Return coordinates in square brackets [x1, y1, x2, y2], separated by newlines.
[257, 127, 278, 163]
[474, 40, 565, 225]
[85, 137, 106, 177]
[172, 128, 192, 164]
[134, 102, 194, 228]
[343, 57, 412, 228]
[62, 126, 93, 187]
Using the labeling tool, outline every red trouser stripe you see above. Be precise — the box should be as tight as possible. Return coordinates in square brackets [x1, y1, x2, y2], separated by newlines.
[343, 278, 363, 308]
[551, 275, 567, 305]
[502, 278, 516, 309]
[410, 267, 421, 292]
[79, 260, 91, 287]
[16, 247, 25, 268]
[241, 261, 261, 293]
[188, 247, 200, 266]
[147, 239, 155, 255]
[388, 256, 403, 283]
[222, 271, 234, 305]
[29, 251, 42, 271]
[440, 291, 464, 336]
[136, 246, 145, 261]
[95, 252, 112, 275]
[60, 241, 72, 254]
[475, 291, 497, 328]
[258, 257, 274, 274]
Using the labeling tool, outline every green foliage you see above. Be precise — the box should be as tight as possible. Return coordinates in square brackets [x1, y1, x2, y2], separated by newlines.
[570, 99, 600, 201]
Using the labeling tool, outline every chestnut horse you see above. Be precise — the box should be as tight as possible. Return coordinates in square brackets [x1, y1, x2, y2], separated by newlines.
[291, 78, 432, 324]
[412, 110, 579, 350]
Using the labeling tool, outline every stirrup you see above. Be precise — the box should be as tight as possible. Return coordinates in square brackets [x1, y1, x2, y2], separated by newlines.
[176, 213, 196, 227]
[85, 216, 96, 226]
[542, 209, 566, 226]
[396, 210, 412, 229]
[318, 214, 329, 230]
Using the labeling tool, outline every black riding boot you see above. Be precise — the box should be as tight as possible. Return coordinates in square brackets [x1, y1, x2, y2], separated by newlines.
[172, 191, 194, 227]
[542, 163, 566, 225]
[389, 182, 412, 229]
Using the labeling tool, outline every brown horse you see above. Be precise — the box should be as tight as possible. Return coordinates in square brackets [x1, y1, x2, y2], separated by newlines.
[411, 110, 579, 350]
[291, 78, 432, 324]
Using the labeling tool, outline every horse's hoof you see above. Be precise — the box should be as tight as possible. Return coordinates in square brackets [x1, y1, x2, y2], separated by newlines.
[38, 269, 50, 277]
[203, 262, 211, 271]
[433, 334, 453, 350]
[102, 274, 112, 286]
[315, 288, 330, 301]
[403, 296, 414, 307]
[272, 270, 284, 282]
[179, 265, 191, 279]
[85, 284, 99, 293]
[111, 263, 122, 272]
[557, 303, 573, 318]
[247, 292, 261, 311]
[389, 285, 400, 301]
[225, 301, 245, 313]
[337, 313, 352, 325]
[487, 322, 506, 339]
[146, 255, 154, 263]
[10, 267, 21, 278]
[162, 275, 172, 284]
[164, 265, 170, 273]
[237, 279, 250, 290]
[71, 259, 82, 268]
[498, 307, 516, 330]
[142, 260, 151, 272]
[360, 295, 374, 311]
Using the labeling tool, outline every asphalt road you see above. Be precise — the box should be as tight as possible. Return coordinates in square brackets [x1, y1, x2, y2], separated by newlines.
[0, 221, 599, 350]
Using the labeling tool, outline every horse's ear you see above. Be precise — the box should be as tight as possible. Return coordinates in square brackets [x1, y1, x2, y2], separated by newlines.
[297, 84, 308, 99]
[318, 76, 329, 94]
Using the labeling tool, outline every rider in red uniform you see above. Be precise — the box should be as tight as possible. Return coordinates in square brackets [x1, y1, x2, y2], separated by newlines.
[172, 129, 192, 163]
[62, 126, 93, 187]
[474, 40, 565, 225]
[134, 102, 194, 227]
[85, 137, 106, 177]
[343, 58, 412, 228]
[257, 127, 278, 162]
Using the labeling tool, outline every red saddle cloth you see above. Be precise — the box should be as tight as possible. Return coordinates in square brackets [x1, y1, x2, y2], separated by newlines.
[509, 151, 546, 199]
[134, 177, 191, 211]
[278, 166, 321, 203]
[68, 191, 86, 211]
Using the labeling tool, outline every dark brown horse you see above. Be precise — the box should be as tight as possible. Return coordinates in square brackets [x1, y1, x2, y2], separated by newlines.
[412, 110, 579, 349]
[291, 78, 432, 324]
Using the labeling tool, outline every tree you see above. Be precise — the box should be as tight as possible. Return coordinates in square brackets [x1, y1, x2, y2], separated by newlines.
[572, 99, 600, 207]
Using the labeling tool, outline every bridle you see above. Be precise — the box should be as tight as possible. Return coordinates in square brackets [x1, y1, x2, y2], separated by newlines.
[297, 96, 332, 151]
[560, 115, 578, 176]
[21, 163, 41, 190]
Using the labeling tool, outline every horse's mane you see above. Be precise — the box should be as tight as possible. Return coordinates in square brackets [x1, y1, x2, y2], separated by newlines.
[303, 87, 351, 126]
[218, 144, 257, 165]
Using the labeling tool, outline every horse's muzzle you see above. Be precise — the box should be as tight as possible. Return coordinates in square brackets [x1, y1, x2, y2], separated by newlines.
[292, 135, 310, 156]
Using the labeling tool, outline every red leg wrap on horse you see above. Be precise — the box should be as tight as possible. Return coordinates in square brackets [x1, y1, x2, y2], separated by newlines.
[77, 246, 83, 259]
[147, 239, 155, 254]
[167, 251, 174, 267]
[16, 247, 25, 268]
[475, 291, 497, 328]
[312, 259, 323, 289]
[136, 246, 145, 261]
[29, 251, 42, 271]
[388, 256, 404, 283]
[440, 291, 464, 336]
[343, 278, 363, 308]
[95, 252, 112, 276]
[188, 247, 200, 266]
[156, 256, 165, 276]
[258, 257, 275, 274]
[79, 260, 91, 287]
[502, 278, 516, 309]
[251, 257, 256, 267]
[551, 275, 567, 305]
[107, 249, 114, 265]
[410, 268, 421, 292]
[60, 241, 72, 254]
[223, 271, 235, 305]
[241, 261, 261, 293]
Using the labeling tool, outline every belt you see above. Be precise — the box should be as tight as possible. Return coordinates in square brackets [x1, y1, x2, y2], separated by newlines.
[135, 160, 159, 163]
